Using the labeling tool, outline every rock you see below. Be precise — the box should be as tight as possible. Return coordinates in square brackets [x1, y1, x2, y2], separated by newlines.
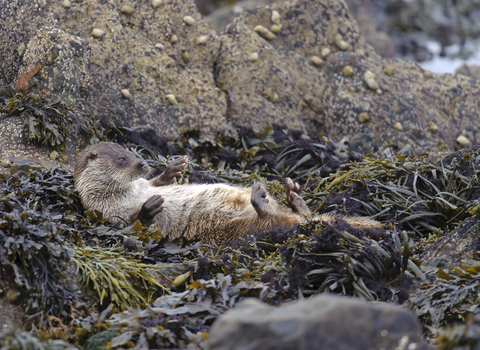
[208, 295, 428, 350]
[15, 27, 90, 105]
[456, 64, 480, 80]
[421, 215, 480, 269]
[344, 0, 396, 58]
[349, 133, 373, 153]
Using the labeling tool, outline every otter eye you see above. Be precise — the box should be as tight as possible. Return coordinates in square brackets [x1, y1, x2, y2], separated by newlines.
[119, 157, 126, 163]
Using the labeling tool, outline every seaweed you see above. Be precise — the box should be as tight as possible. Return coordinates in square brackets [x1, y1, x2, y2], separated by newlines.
[0, 87, 105, 151]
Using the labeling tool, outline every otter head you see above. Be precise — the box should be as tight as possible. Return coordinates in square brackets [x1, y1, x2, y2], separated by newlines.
[74, 142, 150, 201]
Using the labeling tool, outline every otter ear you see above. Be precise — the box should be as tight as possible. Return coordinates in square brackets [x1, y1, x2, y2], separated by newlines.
[87, 152, 98, 161]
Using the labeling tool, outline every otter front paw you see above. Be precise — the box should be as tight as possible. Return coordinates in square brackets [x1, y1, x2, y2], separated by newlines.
[164, 156, 188, 181]
[151, 156, 188, 186]
[137, 195, 164, 226]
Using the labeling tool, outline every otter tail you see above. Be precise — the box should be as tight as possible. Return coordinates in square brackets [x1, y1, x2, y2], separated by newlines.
[312, 213, 381, 230]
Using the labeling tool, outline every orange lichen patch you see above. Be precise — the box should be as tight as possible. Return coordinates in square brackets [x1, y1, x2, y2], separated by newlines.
[15, 62, 41, 92]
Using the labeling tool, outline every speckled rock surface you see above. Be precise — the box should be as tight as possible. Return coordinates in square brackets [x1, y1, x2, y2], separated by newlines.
[16, 27, 90, 106]
[1, 0, 480, 154]
[456, 64, 480, 80]
[208, 295, 428, 350]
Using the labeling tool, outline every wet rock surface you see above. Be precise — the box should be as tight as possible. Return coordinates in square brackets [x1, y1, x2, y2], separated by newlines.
[1, 0, 480, 153]
[208, 295, 429, 350]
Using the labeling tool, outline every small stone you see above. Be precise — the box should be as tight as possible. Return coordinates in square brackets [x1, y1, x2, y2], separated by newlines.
[170, 34, 178, 44]
[271, 10, 280, 25]
[152, 0, 161, 7]
[196, 35, 208, 45]
[270, 24, 281, 33]
[120, 5, 134, 14]
[384, 66, 394, 76]
[335, 34, 349, 50]
[271, 92, 279, 102]
[155, 43, 165, 50]
[121, 89, 132, 99]
[428, 121, 438, 134]
[0, 159, 11, 168]
[264, 31, 276, 40]
[342, 65, 353, 77]
[355, 48, 365, 56]
[249, 52, 259, 61]
[456, 135, 470, 146]
[166, 94, 178, 105]
[183, 16, 195, 25]
[91, 28, 105, 38]
[424, 70, 433, 78]
[49, 151, 59, 160]
[254, 25, 268, 35]
[16, 43, 25, 55]
[358, 112, 369, 124]
[376, 89, 382, 95]
[310, 56, 323, 66]
[321, 47, 331, 58]
[363, 71, 379, 91]
[62, 0, 71, 8]
[262, 88, 272, 100]
[393, 122, 403, 132]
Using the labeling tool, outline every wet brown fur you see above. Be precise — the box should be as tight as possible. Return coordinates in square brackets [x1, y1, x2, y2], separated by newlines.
[74, 143, 379, 243]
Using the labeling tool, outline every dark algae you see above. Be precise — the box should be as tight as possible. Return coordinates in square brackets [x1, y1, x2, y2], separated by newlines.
[2, 124, 480, 349]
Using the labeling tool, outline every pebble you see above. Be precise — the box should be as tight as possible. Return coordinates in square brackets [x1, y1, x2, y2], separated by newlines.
[321, 47, 331, 58]
[183, 16, 195, 25]
[335, 34, 349, 50]
[121, 89, 132, 99]
[91, 28, 105, 38]
[264, 31, 276, 40]
[0, 159, 11, 168]
[393, 122, 403, 132]
[170, 34, 178, 44]
[271, 10, 280, 25]
[49, 151, 59, 160]
[342, 65, 353, 77]
[196, 35, 208, 45]
[310, 56, 323, 66]
[270, 24, 281, 33]
[17, 43, 26, 55]
[254, 25, 268, 35]
[62, 0, 71, 8]
[456, 135, 470, 146]
[120, 5, 134, 14]
[428, 121, 438, 134]
[249, 52, 259, 61]
[166, 94, 178, 105]
[424, 70, 433, 78]
[358, 112, 369, 124]
[271, 92, 279, 102]
[155, 43, 165, 50]
[152, 0, 161, 7]
[383, 66, 394, 76]
[363, 71, 379, 91]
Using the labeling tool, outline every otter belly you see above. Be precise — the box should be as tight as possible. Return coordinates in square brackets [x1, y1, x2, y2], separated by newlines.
[143, 183, 258, 239]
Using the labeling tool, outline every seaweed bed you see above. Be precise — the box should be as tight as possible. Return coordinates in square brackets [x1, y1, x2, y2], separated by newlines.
[2, 92, 480, 349]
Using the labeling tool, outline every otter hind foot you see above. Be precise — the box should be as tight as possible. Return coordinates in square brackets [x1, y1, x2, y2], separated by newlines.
[251, 183, 273, 218]
[137, 194, 164, 226]
[285, 177, 312, 220]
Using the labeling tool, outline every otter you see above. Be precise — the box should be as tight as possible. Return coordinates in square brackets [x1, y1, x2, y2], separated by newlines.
[74, 142, 379, 243]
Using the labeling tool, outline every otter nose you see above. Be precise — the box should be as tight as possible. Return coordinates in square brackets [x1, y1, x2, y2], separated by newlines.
[140, 160, 148, 169]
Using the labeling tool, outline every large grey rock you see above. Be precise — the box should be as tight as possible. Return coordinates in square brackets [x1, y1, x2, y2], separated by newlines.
[208, 295, 428, 350]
